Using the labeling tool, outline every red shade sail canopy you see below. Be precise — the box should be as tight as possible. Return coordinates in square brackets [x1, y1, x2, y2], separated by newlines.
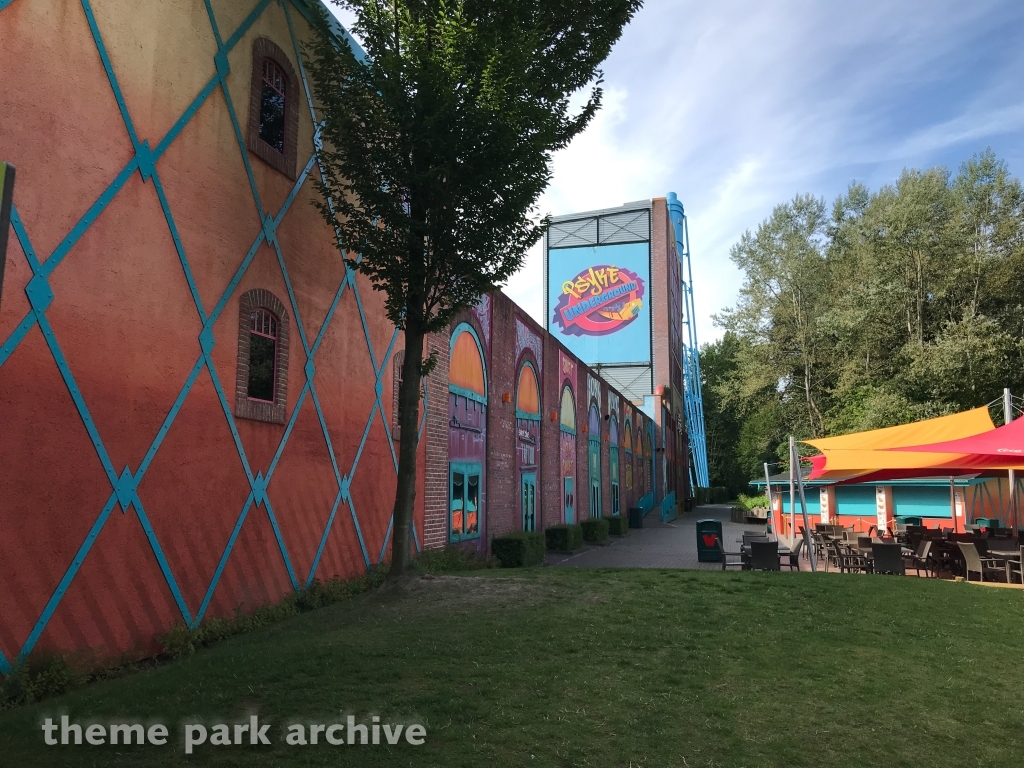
[894, 415, 1024, 459]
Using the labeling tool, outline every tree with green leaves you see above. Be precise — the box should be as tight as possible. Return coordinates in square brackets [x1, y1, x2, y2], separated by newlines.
[306, 0, 641, 580]
[707, 149, 1024, 491]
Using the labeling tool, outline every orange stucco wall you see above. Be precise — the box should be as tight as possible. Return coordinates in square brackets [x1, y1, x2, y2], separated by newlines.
[0, 0, 422, 665]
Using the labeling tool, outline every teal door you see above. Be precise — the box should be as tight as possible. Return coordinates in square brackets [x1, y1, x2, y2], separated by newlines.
[589, 439, 601, 518]
[610, 448, 620, 515]
[521, 472, 537, 531]
[564, 477, 574, 524]
[449, 462, 481, 542]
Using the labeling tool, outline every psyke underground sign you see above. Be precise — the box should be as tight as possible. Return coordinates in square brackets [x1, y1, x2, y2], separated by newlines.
[552, 265, 645, 337]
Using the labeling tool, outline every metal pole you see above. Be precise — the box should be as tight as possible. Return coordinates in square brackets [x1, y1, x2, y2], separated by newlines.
[792, 438, 818, 572]
[789, 436, 796, 543]
[764, 462, 774, 537]
[1005, 388, 1016, 531]
[950, 476, 957, 534]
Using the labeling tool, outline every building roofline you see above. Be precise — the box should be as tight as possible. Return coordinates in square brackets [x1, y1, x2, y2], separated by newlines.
[548, 199, 652, 225]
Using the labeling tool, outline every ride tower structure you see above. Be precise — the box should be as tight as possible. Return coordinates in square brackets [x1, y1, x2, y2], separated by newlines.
[666, 193, 709, 488]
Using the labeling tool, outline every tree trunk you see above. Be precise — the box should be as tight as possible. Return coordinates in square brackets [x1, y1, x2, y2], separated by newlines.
[388, 324, 425, 582]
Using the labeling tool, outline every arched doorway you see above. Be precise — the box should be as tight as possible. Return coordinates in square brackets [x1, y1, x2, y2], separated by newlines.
[516, 361, 540, 531]
[588, 402, 601, 518]
[448, 324, 487, 545]
[623, 417, 633, 512]
[560, 386, 576, 524]
[609, 414, 620, 516]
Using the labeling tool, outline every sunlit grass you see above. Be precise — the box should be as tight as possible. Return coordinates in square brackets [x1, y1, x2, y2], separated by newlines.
[1, 568, 1022, 767]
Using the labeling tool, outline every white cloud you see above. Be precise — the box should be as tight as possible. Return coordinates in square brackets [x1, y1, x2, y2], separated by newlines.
[327, 0, 1024, 348]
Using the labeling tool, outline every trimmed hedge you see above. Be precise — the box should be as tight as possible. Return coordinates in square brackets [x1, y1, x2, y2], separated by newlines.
[606, 515, 629, 536]
[491, 532, 545, 568]
[581, 517, 610, 544]
[545, 524, 583, 552]
[693, 486, 731, 505]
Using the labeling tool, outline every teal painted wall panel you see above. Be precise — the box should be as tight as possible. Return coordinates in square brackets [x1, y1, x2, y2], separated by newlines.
[835, 486, 876, 517]
[892, 485, 953, 519]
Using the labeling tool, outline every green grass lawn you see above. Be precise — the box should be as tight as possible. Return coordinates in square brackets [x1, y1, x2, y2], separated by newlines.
[2, 568, 1024, 767]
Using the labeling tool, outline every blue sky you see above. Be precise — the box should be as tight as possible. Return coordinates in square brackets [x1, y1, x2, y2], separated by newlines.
[329, 1, 1024, 345]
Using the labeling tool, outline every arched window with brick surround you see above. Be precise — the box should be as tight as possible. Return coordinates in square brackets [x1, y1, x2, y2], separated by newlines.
[392, 349, 405, 439]
[247, 38, 299, 179]
[235, 289, 290, 424]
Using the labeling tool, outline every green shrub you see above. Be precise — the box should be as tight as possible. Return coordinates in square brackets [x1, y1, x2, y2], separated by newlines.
[0, 655, 87, 710]
[581, 517, 610, 543]
[545, 524, 583, 552]
[159, 570, 386, 660]
[1, 569, 388, 712]
[606, 515, 629, 536]
[415, 545, 495, 573]
[491, 532, 545, 568]
[693, 487, 731, 505]
[736, 493, 769, 512]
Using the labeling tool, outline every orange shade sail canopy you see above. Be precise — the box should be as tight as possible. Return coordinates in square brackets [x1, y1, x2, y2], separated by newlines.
[803, 406, 997, 479]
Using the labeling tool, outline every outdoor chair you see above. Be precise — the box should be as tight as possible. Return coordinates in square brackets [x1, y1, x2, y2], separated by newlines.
[857, 536, 873, 551]
[828, 541, 868, 574]
[811, 532, 828, 562]
[716, 539, 745, 571]
[842, 542, 871, 574]
[905, 540, 934, 577]
[749, 540, 780, 571]
[1006, 547, 1024, 584]
[780, 537, 804, 571]
[871, 542, 905, 575]
[956, 542, 1003, 583]
[824, 539, 858, 573]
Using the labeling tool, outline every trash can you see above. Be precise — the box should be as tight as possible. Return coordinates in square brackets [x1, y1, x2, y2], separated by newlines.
[696, 518, 723, 562]
[628, 506, 643, 529]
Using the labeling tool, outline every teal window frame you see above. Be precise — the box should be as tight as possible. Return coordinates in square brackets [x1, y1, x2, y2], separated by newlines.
[515, 360, 541, 421]
[610, 447, 620, 515]
[559, 385, 576, 435]
[449, 461, 482, 542]
[588, 434, 601, 519]
[521, 472, 537, 532]
[449, 322, 488, 405]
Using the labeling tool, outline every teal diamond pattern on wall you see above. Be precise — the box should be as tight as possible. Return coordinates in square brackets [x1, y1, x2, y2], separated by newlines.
[0, 0, 424, 673]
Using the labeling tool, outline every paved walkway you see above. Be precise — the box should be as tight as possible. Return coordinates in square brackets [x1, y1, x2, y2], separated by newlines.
[546, 503, 802, 570]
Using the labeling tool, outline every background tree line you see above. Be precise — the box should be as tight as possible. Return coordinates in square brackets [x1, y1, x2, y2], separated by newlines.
[703, 150, 1024, 495]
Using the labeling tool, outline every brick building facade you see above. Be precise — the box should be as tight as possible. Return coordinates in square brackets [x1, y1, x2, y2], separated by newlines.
[0, 0, 656, 667]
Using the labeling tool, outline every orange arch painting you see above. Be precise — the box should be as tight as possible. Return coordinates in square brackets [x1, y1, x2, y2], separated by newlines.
[517, 364, 540, 415]
[560, 386, 576, 431]
[450, 330, 486, 396]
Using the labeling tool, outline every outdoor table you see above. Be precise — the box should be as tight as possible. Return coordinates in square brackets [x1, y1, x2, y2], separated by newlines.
[739, 542, 792, 568]
[984, 549, 1021, 582]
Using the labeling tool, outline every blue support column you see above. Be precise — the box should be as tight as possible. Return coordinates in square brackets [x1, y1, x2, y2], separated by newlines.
[666, 192, 709, 489]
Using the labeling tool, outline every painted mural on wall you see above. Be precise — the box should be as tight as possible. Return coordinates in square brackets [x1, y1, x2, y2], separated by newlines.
[553, 264, 644, 336]
[558, 350, 577, 525]
[515, 357, 541, 531]
[515, 317, 543, 377]
[448, 326, 487, 543]
[547, 242, 651, 365]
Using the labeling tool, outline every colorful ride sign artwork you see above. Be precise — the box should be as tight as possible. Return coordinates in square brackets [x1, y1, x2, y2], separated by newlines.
[552, 264, 645, 337]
